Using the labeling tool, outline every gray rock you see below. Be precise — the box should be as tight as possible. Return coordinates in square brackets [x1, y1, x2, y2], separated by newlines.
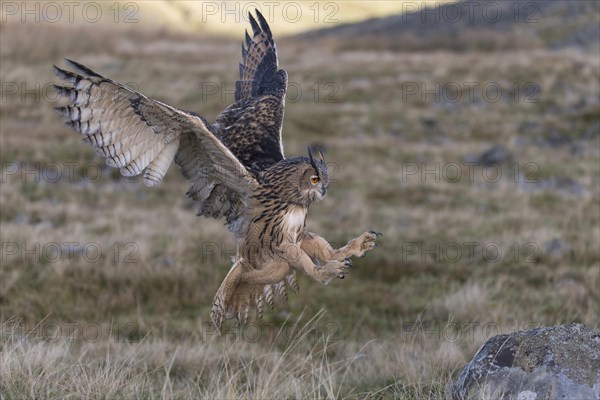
[518, 121, 542, 135]
[452, 323, 600, 400]
[535, 131, 573, 148]
[13, 213, 29, 224]
[420, 116, 437, 129]
[535, 176, 586, 196]
[464, 145, 514, 166]
[543, 238, 571, 258]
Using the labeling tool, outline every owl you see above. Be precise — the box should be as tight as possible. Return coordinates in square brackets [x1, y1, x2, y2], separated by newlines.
[53, 10, 381, 328]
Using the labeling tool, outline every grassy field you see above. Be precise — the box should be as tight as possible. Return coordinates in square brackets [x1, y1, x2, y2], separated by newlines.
[1, 2, 599, 399]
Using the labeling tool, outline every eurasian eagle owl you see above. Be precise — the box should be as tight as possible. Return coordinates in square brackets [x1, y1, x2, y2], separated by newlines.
[53, 10, 381, 328]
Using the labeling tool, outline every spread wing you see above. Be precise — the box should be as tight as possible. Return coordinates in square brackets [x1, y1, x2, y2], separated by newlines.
[53, 59, 257, 229]
[215, 10, 288, 172]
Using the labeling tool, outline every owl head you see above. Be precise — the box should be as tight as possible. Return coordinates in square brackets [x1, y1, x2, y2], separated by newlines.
[260, 148, 329, 206]
[299, 147, 329, 204]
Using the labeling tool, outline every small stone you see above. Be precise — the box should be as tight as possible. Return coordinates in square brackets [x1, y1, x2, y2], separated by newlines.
[543, 238, 570, 258]
[464, 145, 513, 166]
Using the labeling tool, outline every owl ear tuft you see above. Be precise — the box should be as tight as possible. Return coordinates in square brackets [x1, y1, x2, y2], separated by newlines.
[308, 146, 325, 163]
[316, 148, 325, 163]
[307, 146, 319, 172]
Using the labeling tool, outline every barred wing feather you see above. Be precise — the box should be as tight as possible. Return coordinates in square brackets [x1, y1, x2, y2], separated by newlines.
[53, 59, 257, 227]
[214, 10, 288, 172]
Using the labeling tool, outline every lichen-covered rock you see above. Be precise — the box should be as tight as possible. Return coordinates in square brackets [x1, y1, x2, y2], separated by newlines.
[452, 323, 600, 400]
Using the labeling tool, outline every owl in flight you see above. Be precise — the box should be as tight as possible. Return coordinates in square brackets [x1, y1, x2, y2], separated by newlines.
[53, 10, 381, 328]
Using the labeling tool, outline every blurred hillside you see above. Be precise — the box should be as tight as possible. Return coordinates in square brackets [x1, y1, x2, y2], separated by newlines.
[132, 0, 454, 36]
[301, 0, 600, 51]
[0, 0, 454, 36]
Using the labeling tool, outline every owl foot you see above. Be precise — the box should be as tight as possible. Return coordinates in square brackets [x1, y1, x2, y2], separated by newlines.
[320, 258, 352, 283]
[345, 231, 382, 258]
[210, 260, 244, 330]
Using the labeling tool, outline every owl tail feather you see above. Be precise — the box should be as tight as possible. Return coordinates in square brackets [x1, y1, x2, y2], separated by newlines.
[210, 263, 300, 330]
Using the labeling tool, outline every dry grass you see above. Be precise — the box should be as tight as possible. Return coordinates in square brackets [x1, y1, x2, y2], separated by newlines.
[1, 6, 599, 399]
[1, 313, 473, 399]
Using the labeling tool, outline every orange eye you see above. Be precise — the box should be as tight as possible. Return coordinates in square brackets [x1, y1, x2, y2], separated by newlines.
[310, 176, 319, 184]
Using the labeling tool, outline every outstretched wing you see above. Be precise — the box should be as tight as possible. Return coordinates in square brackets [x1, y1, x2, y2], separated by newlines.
[53, 59, 257, 229]
[236, 10, 285, 102]
[215, 10, 288, 172]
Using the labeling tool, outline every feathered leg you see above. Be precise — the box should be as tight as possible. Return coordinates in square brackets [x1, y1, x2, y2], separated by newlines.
[301, 231, 381, 261]
[211, 259, 297, 329]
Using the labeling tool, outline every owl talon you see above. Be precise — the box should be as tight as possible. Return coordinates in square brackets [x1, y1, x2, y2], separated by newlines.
[345, 230, 382, 259]
[321, 259, 350, 282]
